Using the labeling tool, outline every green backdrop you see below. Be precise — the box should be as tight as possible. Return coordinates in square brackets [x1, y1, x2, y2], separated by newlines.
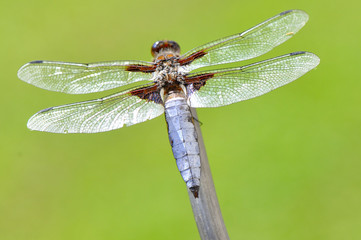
[1, 0, 360, 239]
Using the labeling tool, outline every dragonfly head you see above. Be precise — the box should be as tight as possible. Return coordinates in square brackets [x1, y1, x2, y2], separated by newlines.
[151, 40, 180, 58]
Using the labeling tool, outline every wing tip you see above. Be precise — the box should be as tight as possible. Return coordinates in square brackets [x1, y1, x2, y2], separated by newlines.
[291, 51, 320, 66]
[280, 9, 307, 15]
[38, 107, 54, 113]
[26, 121, 37, 132]
[29, 60, 44, 64]
[18, 61, 44, 80]
[280, 9, 294, 15]
[290, 51, 306, 56]
[279, 9, 309, 22]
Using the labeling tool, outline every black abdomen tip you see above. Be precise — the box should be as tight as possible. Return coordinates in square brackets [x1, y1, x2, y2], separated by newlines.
[190, 186, 199, 198]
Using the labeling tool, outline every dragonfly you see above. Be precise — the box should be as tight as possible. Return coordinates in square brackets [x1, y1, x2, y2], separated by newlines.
[18, 9, 320, 198]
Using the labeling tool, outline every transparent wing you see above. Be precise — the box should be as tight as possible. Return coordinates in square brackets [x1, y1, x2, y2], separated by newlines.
[181, 10, 309, 72]
[185, 52, 320, 108]
[18, 60, 155, 94]
[27, 84, 164, 133]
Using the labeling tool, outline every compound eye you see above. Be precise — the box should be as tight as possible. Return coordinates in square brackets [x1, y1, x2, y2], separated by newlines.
[168, 41, 180, 55]
[151, 41, 163, 57]
[151, 40, 181, 57]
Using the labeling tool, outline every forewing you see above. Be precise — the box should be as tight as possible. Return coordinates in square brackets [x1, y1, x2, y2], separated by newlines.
[18, 60, 155, 94]
[27, 84, 164, 133]
[181, 10, 309, 71]
[185, 52, 320, 108]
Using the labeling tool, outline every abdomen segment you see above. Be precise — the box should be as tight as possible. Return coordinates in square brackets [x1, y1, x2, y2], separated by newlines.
[164, 97, 201, 197]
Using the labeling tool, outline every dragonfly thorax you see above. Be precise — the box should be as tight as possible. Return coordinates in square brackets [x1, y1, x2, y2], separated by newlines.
[153, 56, 186, 87]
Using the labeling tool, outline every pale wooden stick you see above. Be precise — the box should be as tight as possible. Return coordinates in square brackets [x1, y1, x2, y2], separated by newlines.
[188, 108, 230, 240]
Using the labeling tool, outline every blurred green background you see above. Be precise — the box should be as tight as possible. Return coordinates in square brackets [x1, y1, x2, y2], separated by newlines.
[1, 0, 360, 239]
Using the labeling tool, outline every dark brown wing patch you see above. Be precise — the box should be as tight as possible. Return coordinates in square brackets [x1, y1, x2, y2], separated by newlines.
[178, 50, 207, 66]
[130, 85, 162, 104]
[184, 73, 215, 91]
[125, 64, 156, 73]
